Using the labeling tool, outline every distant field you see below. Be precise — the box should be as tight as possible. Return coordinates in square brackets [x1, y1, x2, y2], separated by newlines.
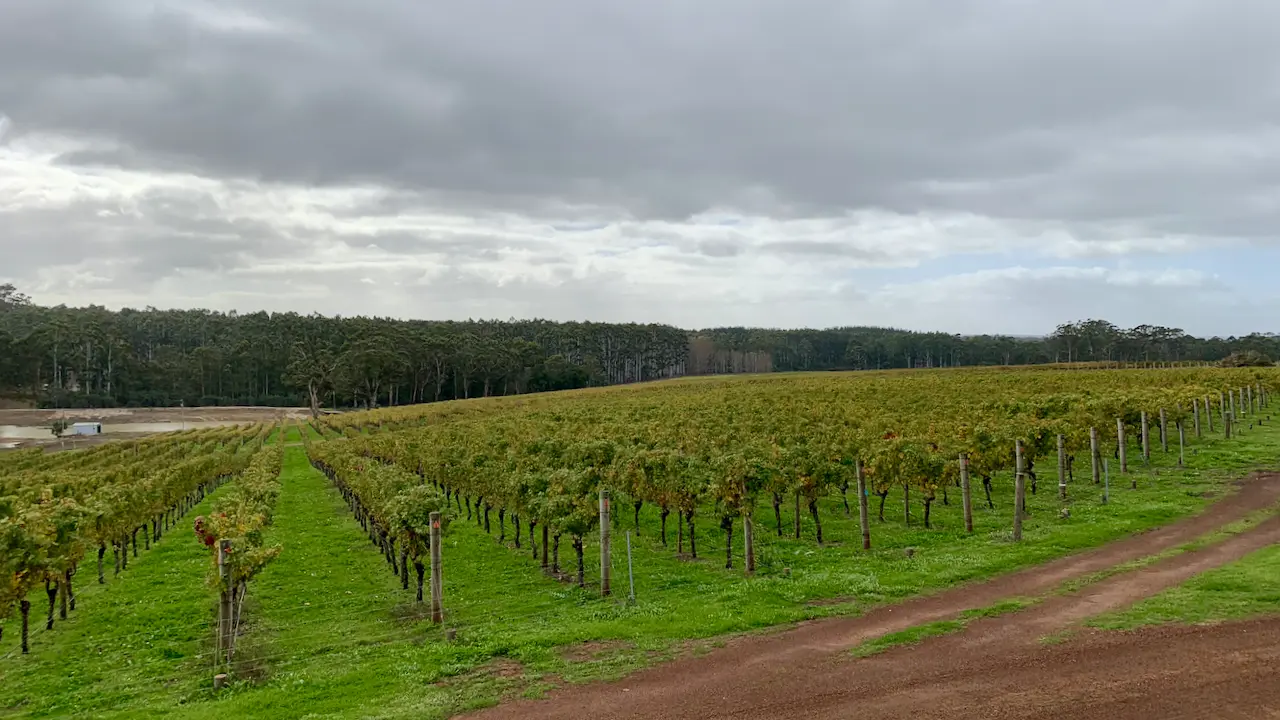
[3, 366, 1279, 719]
[0, 406, 309, 451]
[0, 406, 308, 426]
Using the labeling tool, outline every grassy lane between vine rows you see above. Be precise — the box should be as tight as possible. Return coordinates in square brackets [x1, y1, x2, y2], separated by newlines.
[194, 444, 419, 718]
[6, 418, 1280, 719]
[301, 422, 325, 442]
[0, 488, 227, 717]
[150, 425, 1280, 715]
[280, 423, 304, 444]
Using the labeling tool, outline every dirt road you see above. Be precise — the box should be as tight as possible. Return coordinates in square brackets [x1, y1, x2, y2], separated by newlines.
[470, 473, 1280, 720]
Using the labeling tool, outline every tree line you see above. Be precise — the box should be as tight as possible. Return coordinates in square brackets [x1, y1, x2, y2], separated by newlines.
[0, 283, 1275, 412]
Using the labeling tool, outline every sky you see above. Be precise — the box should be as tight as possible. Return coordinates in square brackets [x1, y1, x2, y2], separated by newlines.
[2, 0, 1279, 336]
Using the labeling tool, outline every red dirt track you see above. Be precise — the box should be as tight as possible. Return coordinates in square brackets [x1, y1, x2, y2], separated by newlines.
[469, 473, 1280, 720]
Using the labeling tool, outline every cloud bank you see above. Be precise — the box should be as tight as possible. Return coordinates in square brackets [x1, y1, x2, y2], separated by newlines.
[2, 0, 1279, 335]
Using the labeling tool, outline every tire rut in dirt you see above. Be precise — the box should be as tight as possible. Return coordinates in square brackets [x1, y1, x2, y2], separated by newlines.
[797, 618, 1280, 720]
[466, 472, 1280, 720]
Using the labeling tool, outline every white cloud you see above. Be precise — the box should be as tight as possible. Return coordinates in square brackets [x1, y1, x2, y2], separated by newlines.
[2, 130, 1274, 335]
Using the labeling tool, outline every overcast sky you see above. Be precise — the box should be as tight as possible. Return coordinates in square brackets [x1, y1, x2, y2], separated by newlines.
[2, 1, 1279, 336]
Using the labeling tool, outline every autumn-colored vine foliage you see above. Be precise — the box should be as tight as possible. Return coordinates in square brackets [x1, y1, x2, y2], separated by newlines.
[1, 423, 275, 654]
[306, 436, 451, 603]
[195, 444, 283, 667]
[309, 366, 1275, 583]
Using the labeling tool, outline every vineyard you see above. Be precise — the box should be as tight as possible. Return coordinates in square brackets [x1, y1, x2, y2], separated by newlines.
[2, 365, 1279, 718]
[311, 366, 1277, 585]
[0, 424, 276, 657]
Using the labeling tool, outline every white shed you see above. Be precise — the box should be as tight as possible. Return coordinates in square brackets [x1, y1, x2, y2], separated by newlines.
[70, 422, 103, 436]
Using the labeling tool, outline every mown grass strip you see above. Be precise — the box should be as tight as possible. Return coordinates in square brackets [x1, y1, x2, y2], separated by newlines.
[1088, 542, 1280, 630]
[0, 489, 227, 717]
[850, 502, 1280, 657]
[850, 597, 1036, 658]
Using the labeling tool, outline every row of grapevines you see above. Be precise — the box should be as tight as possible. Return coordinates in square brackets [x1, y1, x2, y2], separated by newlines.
[305, 435, 449, 602]
[0, 423, 267, 479]
[316, 368, 1275, 582]
[194, 443, 283, 666]
[0, 423, 274, 654]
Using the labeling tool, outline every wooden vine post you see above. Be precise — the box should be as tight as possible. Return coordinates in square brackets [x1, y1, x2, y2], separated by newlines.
[959, 454, 973, 534]
[1225, 412, 1234, 441]
[1089, 427, 1101, 485]
[1057, 434, 1067, 501]
[599, 488, 612, 598]
[1141, 411, 1150, 462]
[856, 459, 871, 549]
[217, 539, 232, 668]
[1193, 399, 1202, 438]
[1206, 396, 1215, 433]
[1013, 440, 1026, 542]
[429, 512, 443, 625]
[1117, 418, 1128, 474]
[1178, 420, 1186, 467]
[1159, 408, 1168, 452]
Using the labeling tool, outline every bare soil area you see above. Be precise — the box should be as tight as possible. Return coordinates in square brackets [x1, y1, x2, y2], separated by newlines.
[0, 406, 308, 425]
[469, 473, 1280, 720]
[6, 432, 156, 454]
[0, 406, 310, 451]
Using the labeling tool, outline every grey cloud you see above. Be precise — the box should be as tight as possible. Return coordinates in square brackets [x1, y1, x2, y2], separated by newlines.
[875, 267, 1260, 338]
[349, 231, 539, 262]
[5, 0, 1280, 334]
[2, 192, 283, 289]
[695, 240, 742, 259]
[759, 240, 896, 262]
[5, 0, 1280, 234]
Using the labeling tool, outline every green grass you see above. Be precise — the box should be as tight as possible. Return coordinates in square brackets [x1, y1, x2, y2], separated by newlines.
[849, 597, 1034, 657]
[4, 418, 1280, 719]
[280, 424, 303, 444]
[0, 486, 226, 716]
[845, 499, 1280, 653]
[963, 597, 1036, 619]
[1054, 500, 1280, 597]
[851, 619, 966, 657]
[1039, 629, 1075, 645]
[1089, 542, 1280, 630]
[301, 422, 326, 442]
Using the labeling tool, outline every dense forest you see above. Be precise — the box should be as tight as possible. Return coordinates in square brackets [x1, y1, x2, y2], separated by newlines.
[1, 283, 1276, 412]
